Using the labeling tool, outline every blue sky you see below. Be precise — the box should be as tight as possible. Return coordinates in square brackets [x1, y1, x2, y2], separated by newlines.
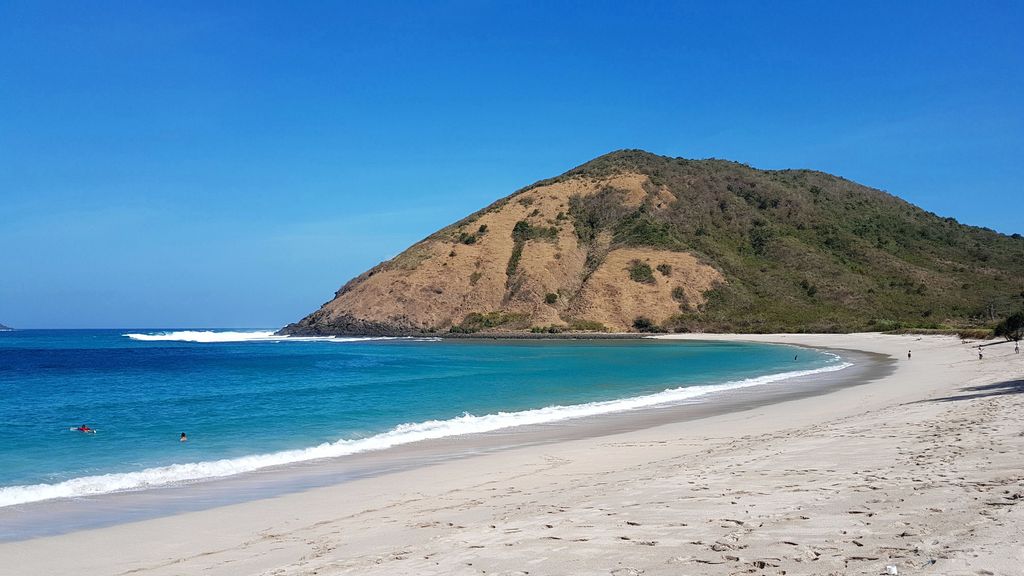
[1, 1, 1021, 328]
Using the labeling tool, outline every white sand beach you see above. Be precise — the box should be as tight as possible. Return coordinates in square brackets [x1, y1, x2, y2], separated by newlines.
[2, 333, 1021, 575]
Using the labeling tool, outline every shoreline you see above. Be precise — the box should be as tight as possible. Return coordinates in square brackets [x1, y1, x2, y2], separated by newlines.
[0, 341, 877, 540]
[2, 333, 1021, 574]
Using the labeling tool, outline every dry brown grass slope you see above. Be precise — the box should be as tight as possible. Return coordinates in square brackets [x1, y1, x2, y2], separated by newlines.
[281, 150, 1024, 336]
[282, 172, 722, 334]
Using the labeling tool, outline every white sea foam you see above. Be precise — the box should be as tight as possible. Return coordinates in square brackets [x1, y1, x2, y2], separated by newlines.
[0, 359, 851, 508]
[122, 330, 421, 343]
[125, 330, 281, 342]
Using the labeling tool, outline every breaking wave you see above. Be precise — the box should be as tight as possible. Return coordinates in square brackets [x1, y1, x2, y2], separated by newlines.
[123, 330, 428, 343]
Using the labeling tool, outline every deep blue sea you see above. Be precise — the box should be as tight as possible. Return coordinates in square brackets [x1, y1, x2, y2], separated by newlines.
[0, 329, 847, 507]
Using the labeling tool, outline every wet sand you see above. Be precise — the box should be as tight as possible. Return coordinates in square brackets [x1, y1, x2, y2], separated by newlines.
[1, 333, 1021, 575]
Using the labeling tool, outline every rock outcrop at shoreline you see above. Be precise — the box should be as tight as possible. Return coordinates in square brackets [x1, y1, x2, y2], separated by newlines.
[0, 323, 11, 331]
[282, 150, 1024, 336]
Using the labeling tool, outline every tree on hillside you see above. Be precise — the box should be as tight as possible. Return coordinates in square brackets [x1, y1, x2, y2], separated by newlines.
[994, 311, 1023, 341]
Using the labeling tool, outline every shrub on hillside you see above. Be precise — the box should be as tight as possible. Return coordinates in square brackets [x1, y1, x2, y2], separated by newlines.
[506, 243, 524, 276]
[613, 216, 683, 249]
[869, 319, 903, 331]
[512, 220, 558, 242]
[628, 260, 656, 284]
[995, 311, 1023, 341]
[662, 314, 694, 333]
[459, 311, 531, 332]
[568, 187, 631, 243]
[568, 319, 608, 332]
[632, 316, 663, 333]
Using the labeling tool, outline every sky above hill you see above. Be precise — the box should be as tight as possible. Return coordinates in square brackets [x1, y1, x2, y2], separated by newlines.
[1, 1, 1021, 328]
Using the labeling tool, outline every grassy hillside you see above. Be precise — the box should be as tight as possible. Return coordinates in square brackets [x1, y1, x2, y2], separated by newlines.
[547, 150, 1024, 332]
[282, 150, 1023, 335]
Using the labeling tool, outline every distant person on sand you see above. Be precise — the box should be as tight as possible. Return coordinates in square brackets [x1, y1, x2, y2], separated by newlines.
[180, 432, 188, 442]
[908, 350, 912, 359]
[979, 350, 984, 360]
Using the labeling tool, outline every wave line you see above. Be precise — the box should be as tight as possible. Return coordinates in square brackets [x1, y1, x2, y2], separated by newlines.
[0, 359, 850, 507]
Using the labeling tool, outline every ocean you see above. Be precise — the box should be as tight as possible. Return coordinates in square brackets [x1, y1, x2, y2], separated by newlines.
[0, 330, 849, 508]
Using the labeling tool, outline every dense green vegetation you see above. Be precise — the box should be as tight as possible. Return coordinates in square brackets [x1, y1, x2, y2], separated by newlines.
[455, 223, 488, 245]
[628, 260, 656, 284]
[995, 311, 1023, 341]
[512, 220, 559, 242]
[506, 242, 524, 277]
[451, 311, 531, 333]
[506, 220, 560, 279]
[632, 316, 664, 333]
[530, 324, 565, 333]
[528, 320, 611, 333]
[548, 150, 1024, 333]
[567, 319, 608, 332]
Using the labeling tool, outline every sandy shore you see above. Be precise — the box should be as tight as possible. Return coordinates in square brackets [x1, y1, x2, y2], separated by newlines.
[2, 333, 1022, 575]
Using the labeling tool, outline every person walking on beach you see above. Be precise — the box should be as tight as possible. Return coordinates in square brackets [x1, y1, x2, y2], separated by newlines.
[907, 350, 912, 359]
[979, 349, 984, 360]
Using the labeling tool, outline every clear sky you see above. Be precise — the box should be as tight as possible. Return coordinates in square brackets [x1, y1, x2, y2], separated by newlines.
[2, 1, 1021, 328]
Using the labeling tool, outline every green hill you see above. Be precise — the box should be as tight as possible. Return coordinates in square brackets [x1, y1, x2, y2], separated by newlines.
[282, 150, 1024, 335]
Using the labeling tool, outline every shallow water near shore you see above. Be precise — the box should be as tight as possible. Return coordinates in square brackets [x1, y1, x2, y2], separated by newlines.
[0, 330, 856, 536]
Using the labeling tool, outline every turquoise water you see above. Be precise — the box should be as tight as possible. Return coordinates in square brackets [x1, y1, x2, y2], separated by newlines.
[0, 329, 846, 506]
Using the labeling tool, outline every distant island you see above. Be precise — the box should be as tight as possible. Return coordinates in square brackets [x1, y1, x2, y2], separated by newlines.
[281, 150, 1024, 336]
[0, 323, 12, 331]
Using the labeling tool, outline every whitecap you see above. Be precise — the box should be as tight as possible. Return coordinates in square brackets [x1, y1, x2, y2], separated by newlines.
[122, 330, 427, 343]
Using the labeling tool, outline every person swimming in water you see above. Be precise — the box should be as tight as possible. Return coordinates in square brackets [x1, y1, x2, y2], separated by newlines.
[180, 432, 187, 442]
[74, 424, 96, 434]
